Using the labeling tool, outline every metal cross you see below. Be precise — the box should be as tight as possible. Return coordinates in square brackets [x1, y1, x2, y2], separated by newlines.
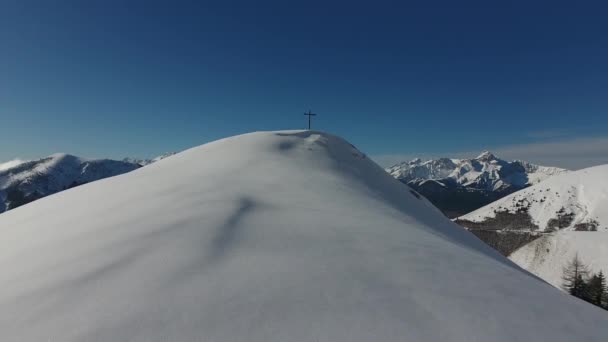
[304, 110, 317, 130]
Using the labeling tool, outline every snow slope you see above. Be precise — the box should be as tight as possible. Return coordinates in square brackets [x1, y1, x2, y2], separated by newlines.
[0, 154, 140, 213]
[511, 232, 608, 288]
[459, 165, 608, 232]
[0, 131, 606, 341]
[458, 165, 608, 289]
[0, 152, 179, 214]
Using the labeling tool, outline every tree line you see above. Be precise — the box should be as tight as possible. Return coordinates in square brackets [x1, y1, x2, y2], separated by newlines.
[562, 254, 607, 310]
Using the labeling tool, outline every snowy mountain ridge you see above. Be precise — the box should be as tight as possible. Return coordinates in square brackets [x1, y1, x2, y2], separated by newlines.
[458, 165, 608, 232]
[0, 152, 174, 213]
[387, 151, 567, 190]
[122, 152, 177, 166]
[0, 131, 606, 341]
[386, 157, 460, 181]
[386, 152, 569, 217]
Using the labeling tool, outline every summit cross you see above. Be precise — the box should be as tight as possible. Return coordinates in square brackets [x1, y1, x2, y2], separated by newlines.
[304, 110, 317, 130]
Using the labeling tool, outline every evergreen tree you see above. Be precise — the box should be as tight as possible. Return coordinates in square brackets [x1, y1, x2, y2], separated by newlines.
[562, 254, 589, 298]
[600, 271, 608, 309]
[573, 273, 589, 299]
[586, 271, 607, 308]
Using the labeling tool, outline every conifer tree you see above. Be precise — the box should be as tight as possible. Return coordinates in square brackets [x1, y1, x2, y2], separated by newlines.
[562, 254, 589, 298]
[587, 271, 607, 308]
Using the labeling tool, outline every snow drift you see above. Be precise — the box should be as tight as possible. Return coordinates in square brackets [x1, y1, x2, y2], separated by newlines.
[0, 131, 606, 341]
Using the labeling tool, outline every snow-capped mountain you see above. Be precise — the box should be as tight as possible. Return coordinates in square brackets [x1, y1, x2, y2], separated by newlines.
[0, 154, 138, 213]
[386, 152, 568, 217]
[0, 131, 606, 341]
[0, 152, 178, 214]
[459, 165, 608, 232]
[457, 165, 608, 288]
[386, 157, 460, 181]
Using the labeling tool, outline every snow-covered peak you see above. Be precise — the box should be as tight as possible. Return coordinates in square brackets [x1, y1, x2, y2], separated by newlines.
[386, 157, 457, 181]
[47, 152, 75, 159]
[386, 152, 568, 192]
[475, 150, 496, 161]
[0, 130, 606, 341]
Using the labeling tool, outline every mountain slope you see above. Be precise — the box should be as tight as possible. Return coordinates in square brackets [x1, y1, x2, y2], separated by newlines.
[458, 165, 608, 288]
[0, 154, 140, 213]
[0, 152, 178, 214]
[510, 232, 608, 288]
[0, 131, 606, 341]
[459, 165, 608, 232]
[386, 152, 568, 217]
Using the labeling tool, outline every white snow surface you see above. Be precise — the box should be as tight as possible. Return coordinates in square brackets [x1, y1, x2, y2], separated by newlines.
[511, 232, 608, 288]
[0, 131, 606, 341]
[460, 165, 608, 231]
[0, 159, 27, 171]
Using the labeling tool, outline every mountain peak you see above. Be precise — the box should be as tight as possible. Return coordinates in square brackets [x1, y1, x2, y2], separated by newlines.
[1, 130, 604, 340]
[48, 153, 79, 161]
[475, 151, 496, 160]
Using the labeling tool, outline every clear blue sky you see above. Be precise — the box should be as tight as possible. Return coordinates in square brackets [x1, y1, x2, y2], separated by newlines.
[1, 0, 607, 168]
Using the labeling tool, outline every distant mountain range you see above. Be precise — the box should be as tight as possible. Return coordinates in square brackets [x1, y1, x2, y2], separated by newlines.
[386, 151, 568, 217]
[0, 152, 174, 213]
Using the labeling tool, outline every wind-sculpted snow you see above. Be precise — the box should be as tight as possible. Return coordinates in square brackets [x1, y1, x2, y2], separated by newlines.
[0, 131, 606, 341]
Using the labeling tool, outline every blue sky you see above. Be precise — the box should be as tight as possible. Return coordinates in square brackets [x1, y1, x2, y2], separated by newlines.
[1, 0, 607, 168]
